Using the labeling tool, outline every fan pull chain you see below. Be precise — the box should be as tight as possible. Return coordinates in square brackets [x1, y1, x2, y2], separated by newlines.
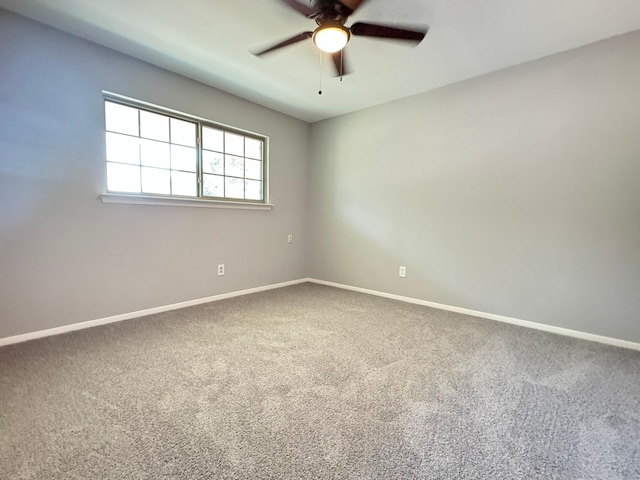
[318, 51, 323, 95]
[340, 49, 344, 82]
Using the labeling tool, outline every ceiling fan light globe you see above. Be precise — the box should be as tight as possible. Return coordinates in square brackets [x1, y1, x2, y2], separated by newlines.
[313, 26, 349, 53]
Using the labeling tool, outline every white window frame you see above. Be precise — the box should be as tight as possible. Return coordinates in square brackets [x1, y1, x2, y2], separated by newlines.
[100, 91, 272, 210]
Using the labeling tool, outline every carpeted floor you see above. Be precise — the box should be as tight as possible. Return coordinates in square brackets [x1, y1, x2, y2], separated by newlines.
[1, 283, 639, 479]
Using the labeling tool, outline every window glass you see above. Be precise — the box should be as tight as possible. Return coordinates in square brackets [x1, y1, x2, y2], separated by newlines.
[140, 111, 169, 142]
[141, 167, 171, 195]
[105, 102, 139, 136]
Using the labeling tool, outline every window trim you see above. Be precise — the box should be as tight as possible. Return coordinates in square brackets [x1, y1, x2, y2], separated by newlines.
[101, 91, 270, 206]
[100, 193, 273, 210]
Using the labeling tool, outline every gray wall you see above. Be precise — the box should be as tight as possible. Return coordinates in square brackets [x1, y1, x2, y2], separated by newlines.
[0, 11, 309, 338]
[308, 31, 640, 343]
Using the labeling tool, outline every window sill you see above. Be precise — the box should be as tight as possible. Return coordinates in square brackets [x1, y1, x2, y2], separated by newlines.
[100, 193, 273, 210]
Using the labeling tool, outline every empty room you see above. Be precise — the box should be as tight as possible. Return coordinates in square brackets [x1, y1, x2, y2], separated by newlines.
[1, 0, 639, 478]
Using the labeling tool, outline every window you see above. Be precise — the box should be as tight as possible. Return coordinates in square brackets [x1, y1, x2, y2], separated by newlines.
[104, 94, 267, 203]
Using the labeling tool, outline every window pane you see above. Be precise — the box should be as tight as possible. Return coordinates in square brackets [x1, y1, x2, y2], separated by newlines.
[171, 145, 197, 172]
[107, 162, 140, 193]
[171, 171, 197, 196]
[203, 150, 224, 175]
[104, 98, 268, 202]
[245, 137, 263, 160]
[106, 132, 140, 165]
[225, 132, 244, 156]
[105, 102, 139, 136]
[170, 118, 196, 147]
[140, 139, 170, 168]
[141, 167, 170, 195]
[225, 177, 244, 199]
[225, 155, 244, 178]
[202, 127, 223, 152]
[140, 110, 169, 141]
[245, 159, 262, 180]
[203, 174, 224, 197]
[245, 179, 262, 201]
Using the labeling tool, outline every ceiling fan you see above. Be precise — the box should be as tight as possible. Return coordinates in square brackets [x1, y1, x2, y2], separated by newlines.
[253, 0, 428, 77]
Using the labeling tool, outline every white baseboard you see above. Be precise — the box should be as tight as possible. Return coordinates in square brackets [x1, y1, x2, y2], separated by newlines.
[4, 277, 638, 352]
[0, 278, 308, 347]
[308, 278, 640, 352]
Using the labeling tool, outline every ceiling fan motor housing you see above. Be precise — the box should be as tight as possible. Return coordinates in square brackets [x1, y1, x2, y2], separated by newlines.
[311, 0, 351, 25]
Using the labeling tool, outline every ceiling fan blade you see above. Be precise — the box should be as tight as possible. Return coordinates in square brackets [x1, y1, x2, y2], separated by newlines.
[280, 0, 316, 17]
[351, 22, 428, 43]
[331, 50, 350, 77]
[340, 0, 369, 15]
[253, 32, 313, 56]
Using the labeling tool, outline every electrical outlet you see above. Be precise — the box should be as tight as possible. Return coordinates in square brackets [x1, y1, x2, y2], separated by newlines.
[399, 266, 407, 278]
[218, 264, 225, 276]
[288, 234, 293, 244]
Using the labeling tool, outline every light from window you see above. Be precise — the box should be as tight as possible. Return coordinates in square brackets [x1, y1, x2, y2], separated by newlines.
[104, 97, 266, 202]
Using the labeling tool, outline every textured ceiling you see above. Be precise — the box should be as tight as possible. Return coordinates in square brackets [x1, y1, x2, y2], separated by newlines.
[2, 0, 640, 122]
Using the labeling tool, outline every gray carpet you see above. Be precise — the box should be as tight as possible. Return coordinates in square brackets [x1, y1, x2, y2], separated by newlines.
[1, 283, 639, 479]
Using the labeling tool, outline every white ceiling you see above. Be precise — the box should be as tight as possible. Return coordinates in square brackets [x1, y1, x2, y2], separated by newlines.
[2, 0, 640, 122]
